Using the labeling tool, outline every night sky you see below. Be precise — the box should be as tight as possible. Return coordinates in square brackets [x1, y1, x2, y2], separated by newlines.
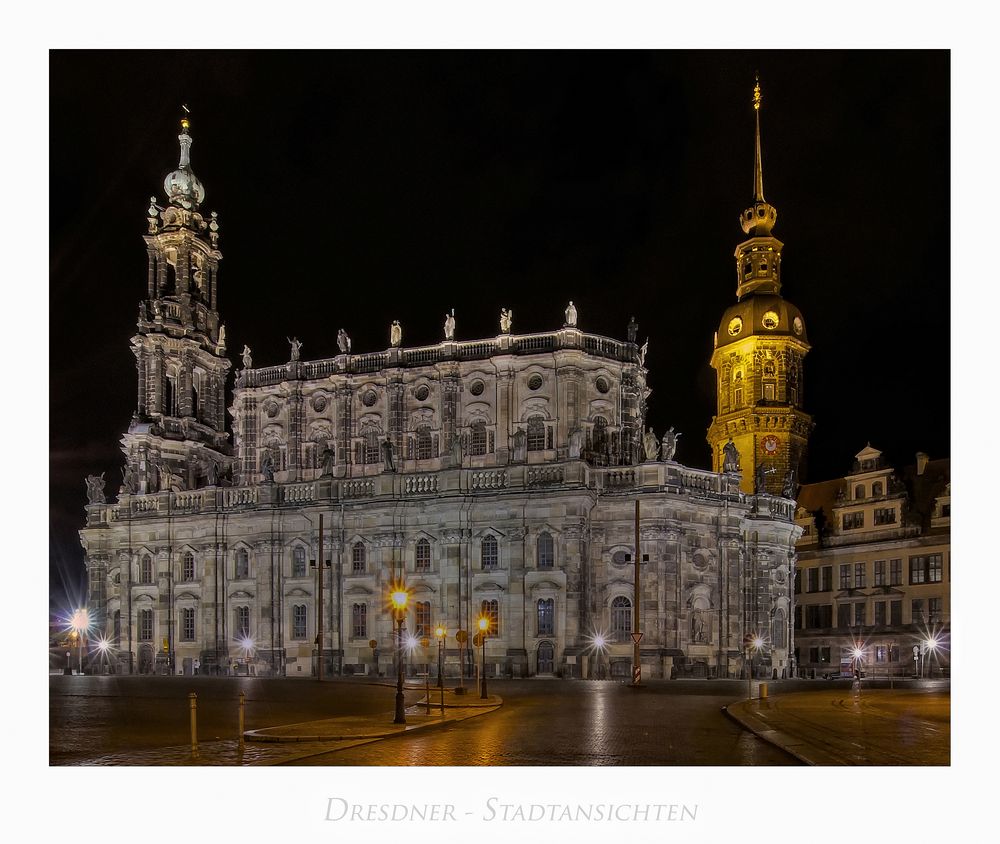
[49, 50, 949, 610]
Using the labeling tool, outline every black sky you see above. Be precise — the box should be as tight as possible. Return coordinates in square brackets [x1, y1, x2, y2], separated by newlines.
[49, 50, 950, 609]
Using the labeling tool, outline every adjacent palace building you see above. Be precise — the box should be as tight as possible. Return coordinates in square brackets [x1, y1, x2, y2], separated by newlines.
[81, 86, 832, 682]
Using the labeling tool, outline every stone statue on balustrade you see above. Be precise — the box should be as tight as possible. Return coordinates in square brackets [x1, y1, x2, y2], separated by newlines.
[512, 427, 527, 463]
[241, 345, 252, 370]
[564, 301, 577, 327]
[642, 427, 660, 462]
[320, 444, 335, 476]
[390, 321, 402, 348]
[260, 450, 275, 483]
[782, 467, 798, 500]
[444, 309, 456, 341]
[287, 337, 302, 362]
[639, 338, 648, 366]
[337, 329, 351, 354]
[382, 437, 396, 472]
[755, 463, 776, 495]
[120, 463, 138, 495]
[627, 316, 638, 344]
[661, 427, 681, 462]
[85, 473, 106, 505]
[500, 308, 513, 334]
[722, 438, 741, 473]
[450, 433, 463, 466]
[568, 427, 583, 459]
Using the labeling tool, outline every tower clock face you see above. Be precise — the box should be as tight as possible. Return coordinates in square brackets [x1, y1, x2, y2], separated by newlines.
[762, 435, 779, 455]
[761, 310, 779, 330]
[793, 316, 804, 335]
[727, 317, 743, 336]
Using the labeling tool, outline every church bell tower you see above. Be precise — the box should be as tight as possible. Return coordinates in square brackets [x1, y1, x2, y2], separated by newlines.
[121, 112, 232, 495]
[707, 79, 812, 495]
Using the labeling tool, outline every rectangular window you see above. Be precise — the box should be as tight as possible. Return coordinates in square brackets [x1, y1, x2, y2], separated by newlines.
[842, 511, 864, 530]
[292, 548, 306, 578]
[415, 541, 431, 573]
[352, 604, 367, 639]
[874, 601, 886, 626]
[805, 605, 820, 628]
[181, 607, 195, 641]
[235, 606, 250, 638]
[874, 507, 896, 525]
[807, 568, 819, 593]
[928, 554, 943, 583]
[837, 603, 851, 628]
[794, 569, 802, 595]
[890, 600, 902, 625]
[292, 605, 307, 640]
[890, 559, 902, 586]
[820, 566, 833, 593]
[819, 605, 833, 628]
[911, 599, 925, 624]
[875, 645, 887, 663]
[854, 563, 866, 589]
[928, 597, 943, 623]
[820, 646, 831, 664]
[910, 557, 926, 585]
[235, 550, 249, 580]
[182, 554, 195, 582]
[481, 599, 500, 638]
[889, 644, 900, 663]
[138, 609, 153, 641]
[839, 564, 851, 590]
[352, 543, 365, 575]
[415, 601, 431, 638]
[537, 599, 554, 636]
[874, 560, 886, 587]
[794, 604, 802, 629]
[855, 603, 866, 626]
[809, 646, 819, 664]
[763, 383, 775, 401]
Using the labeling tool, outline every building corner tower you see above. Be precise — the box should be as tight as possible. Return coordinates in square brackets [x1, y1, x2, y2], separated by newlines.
[707, 78, 812, 494]
[123, 113, 232, 493]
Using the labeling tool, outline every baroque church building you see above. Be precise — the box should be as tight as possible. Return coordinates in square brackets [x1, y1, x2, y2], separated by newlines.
[80, 90, 804, 682]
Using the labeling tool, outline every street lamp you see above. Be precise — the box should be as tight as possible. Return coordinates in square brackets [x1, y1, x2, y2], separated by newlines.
[478, 615, 489, 699]
[435, 624, 446, 689]
[390, 586, 409, 724]
[924, 637, 939, 679]
[70, 608, 90, 675]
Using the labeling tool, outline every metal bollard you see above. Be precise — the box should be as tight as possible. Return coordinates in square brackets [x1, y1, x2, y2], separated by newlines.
[759, 682, 768, 699]
[189, 692, 199, 759]
[238, 691, 246, 750]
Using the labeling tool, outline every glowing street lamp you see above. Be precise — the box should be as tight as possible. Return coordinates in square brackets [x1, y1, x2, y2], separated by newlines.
[478, 615, 489, 699]
[587, 630, 608, 680]
[923, 637, 939, 678]
[390, 586, 409, 724]
[70, 608, 90, 675]
[95, 637, 112, 673]
[435, 624, 446, 690]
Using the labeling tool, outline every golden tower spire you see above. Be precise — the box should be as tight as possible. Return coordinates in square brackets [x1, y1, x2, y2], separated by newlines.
[753, 74, 764, 202]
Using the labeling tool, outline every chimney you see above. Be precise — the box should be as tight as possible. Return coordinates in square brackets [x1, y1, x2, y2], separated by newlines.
[916, 452, 929, 476]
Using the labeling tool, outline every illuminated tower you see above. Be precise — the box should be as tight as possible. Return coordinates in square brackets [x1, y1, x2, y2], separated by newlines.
[707, 79, 811, 495]
[121, 111, 232, 494]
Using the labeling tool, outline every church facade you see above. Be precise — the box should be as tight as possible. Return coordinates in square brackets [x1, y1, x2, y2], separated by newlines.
[80, 92, 803, 682]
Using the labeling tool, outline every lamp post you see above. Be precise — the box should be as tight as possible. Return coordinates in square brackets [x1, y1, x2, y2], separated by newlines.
[478, 615, 489, 699]
[70, 608, 90, 675]
[924, 637, 939, 679]
[435, 625, 446, 689]
[390, 587, 409, 724]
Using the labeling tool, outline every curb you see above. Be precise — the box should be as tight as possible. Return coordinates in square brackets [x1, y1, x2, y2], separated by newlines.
[723, 700, 829, 766]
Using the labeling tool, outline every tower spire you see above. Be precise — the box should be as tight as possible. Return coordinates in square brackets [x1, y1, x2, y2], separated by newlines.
[753, 74, 764, 203]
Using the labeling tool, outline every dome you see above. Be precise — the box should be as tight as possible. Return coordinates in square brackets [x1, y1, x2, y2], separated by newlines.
[163, 121, 204, 210]
[716, 293, 808, 351]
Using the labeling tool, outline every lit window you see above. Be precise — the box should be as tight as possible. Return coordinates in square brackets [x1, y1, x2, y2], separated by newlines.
[415, 602, 431, 637]
[480, 599, 499, 637]
[842, 512, 864, 530]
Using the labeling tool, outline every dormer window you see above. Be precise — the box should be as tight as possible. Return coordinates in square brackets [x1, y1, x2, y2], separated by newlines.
[854, 484, 865, 500]
[872, 481, 883, 497]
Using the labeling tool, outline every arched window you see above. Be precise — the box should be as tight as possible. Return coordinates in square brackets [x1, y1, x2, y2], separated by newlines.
[480, 599, 499, 637]
[872, 481, 884, 497]
[234, 606, 250, 639]
[415, 601, 431, 637]
[611, 596, 632, 643]
[182, 551, 195, 582]
[415, 538, 431, 572]
[773, 609, 787, 650]
[292, 546, 306, 578]
[235, 548, 249, 579]
[415, 426, 433, 460]
[481, 535, 498, 571]
[352, 603, 367, 638]
[527, 416, 546, 452]
[351, 542, 366, 574]
[537, 532, 554, 570]
[592, 416, 608, 454]
[537, 598, 554, 635]
[855, 484, 865, 500]
[140, 554, 153, 584]
[470, 421, 488, 456]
